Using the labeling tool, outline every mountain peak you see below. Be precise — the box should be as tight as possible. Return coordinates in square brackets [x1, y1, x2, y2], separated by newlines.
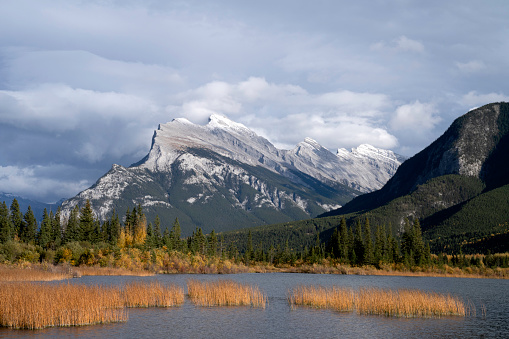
[207, 114, 252, 134]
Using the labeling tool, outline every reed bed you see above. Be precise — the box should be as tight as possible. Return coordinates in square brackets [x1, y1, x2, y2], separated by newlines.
[0, 265, 69, 282]
[289, 285, 355, 312]
[75, 266, 155, 277]
[0, 282, 126, 329]
[289, 285, 467, 318]
[123, 281, 184, 307]
[356, 287, 466, 318]
[187, 279, 266, 308]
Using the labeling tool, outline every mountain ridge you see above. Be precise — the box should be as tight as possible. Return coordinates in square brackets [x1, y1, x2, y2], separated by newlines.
[60, 114, 403, 235]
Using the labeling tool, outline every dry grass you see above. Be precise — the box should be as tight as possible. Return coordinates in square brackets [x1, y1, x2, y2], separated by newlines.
[0, 282, 126, 329]
[187, 279, 266, 308]
[289, 285, 467, 318]
[123, 281, 184, 307]
[356, 287, 466, 318]
[74, 266, 155, 277]
[0, 265, 70, 282]
[289, 285, 354, 312]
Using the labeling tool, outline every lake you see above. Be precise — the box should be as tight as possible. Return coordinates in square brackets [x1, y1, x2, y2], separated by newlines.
[1, 273, 507, 338]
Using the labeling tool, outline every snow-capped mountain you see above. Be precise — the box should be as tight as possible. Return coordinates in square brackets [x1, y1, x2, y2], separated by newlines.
[61, 115, 403, 235]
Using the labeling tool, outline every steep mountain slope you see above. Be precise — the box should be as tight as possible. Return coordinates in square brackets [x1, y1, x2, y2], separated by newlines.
[323, 102, 509, 217]
[60, 115, 402, 236]
[316, 102, 509, 253]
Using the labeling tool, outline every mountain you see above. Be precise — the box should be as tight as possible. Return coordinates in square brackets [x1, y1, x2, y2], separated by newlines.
[321, 102, 509, 253]
[60, 115, 403, 236]
[0, 192, 63, 222]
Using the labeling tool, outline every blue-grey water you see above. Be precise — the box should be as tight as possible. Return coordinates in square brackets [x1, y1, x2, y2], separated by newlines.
[1, 273, 507, 338]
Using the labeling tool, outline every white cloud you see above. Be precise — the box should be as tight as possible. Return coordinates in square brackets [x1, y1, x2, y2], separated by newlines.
[371, 35, 424, 54]
[460, 91, 509, 108]
[0, 165, 90, 203]
[390, 101, 441, 132]
[455, 60, 486, 73]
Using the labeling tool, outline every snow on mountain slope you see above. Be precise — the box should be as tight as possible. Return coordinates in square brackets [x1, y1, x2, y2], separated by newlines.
[140, 115, 402, 193]
[60, 114, 403, 234]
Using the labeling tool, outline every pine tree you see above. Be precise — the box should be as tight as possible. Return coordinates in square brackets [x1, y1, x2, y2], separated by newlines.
[22, 206, 37, 243]
[246, 230, 254, 261]
[353, 220, 364, 265]
[10, 199, 23, 239]
[145, 222, 155, 248]
[38, 208, 52, 248]
[162, 227, 171, 249]
[208, 229, 218, 257]
[79, 200, 95, 242]
[339, 217, 349, 261]
[374, 225, 384, 266]
[153, 215, 162, 247]
[52, 207, 62, 247]
[169, 218, 181, 251]
[363, 217, 373, 265]
[0, 201, 13, 243]
[64, 205, 80, 243]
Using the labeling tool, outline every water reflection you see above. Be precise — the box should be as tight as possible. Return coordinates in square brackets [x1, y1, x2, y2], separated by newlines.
[1, 273, 507, 338]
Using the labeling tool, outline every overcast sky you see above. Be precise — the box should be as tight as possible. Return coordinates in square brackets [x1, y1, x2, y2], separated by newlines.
[1, 0, 509, 203]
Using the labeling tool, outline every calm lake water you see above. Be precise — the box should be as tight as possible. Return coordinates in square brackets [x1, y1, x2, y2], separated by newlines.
[1, 273, 508, 338]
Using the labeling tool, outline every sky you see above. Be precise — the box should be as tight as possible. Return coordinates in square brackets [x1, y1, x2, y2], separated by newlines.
[1, 0, 509, 203]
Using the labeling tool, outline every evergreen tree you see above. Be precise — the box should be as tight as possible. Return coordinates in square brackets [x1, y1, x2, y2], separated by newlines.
[22, 206, 37, 243]
[169, 218, 182, 251]
[339, 217, 349, 261]
[373, 224, 384, 266]
[10, 199, 23, 239]
[79, 200, 95, 242]
[246, 230, 254, 261]
[0, 201, 13, 243]
[37, 208, 52, 248]
[162, 227, 171, 249]
[208, 229, 218, 257]
[153, 215, 162, 247]
[353, 220, 364, 265]
[64, 205, 80, 243]
[145, 222, 154, 249]
[52, 207, 62, 247]
[363, 218, 373, 265]
[132, 204, 147, 247]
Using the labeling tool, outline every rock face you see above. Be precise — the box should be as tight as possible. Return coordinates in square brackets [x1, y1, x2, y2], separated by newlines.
[331, 102, 509, 216]
[61, 114, 403, 235]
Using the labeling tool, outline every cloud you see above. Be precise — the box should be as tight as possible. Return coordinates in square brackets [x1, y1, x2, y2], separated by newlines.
[371, 36, 424, 54]
[0, 165, 90, 203]
[460, 91, 509, 108]
[455, 60, 486, 73]
[169, 77, 397, 150]
[390, 101, 441, 132]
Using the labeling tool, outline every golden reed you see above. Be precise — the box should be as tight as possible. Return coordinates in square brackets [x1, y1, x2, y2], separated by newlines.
[187, 279, 266, 308]
[123, 281, 184, 307]
[289, 285, 467, 318]
[0, 265, 69, 282]
[75, 266, 155, 277]
[0, 282, 126, 329]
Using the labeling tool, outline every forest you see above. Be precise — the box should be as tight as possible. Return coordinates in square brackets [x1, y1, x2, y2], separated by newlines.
[1, 198, 508, 276]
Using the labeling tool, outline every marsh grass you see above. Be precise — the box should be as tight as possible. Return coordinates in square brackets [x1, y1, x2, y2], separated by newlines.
[289, 285, 467, 318]
[187, 279, 266, 308]
[0, 282, 126, 329]
[0, 265, 69, 282]
[75, 266, 155, 277]
[289, 285, 355, 312]
[356, 287, 466, 318]
[123, 281, 184, 307]
[0, 280, 185, 330]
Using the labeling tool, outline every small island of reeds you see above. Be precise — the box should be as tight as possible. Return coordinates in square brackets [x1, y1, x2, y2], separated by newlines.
[289, 285, 467, 318]
[187, 279, 267, 308]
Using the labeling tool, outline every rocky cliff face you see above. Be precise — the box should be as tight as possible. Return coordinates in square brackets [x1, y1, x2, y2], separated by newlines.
[61, 115, 403, 234]
[333, 102, 509, 215]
